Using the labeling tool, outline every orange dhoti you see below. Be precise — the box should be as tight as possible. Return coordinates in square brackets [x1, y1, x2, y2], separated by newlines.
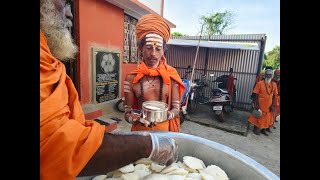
[249, 111, 274, 129]
[131, 116, 180, 132]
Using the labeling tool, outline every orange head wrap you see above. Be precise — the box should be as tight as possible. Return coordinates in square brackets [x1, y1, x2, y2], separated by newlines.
[136, 13, 170, 43]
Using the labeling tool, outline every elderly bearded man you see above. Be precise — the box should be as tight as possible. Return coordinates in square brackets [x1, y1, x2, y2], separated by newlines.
[40, 1, 178, 179]
[249, 69, 278, 136]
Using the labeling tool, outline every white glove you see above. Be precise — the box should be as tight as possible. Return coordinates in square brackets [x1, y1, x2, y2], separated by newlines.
[114, 132, 178, 166]
[148, 133, 178, 166]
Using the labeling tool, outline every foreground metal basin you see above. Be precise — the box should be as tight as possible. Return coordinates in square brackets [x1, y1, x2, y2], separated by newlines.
[76, 132, 279, 180]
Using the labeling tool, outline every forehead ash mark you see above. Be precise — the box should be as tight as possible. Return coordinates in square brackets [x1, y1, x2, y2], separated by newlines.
[146, 33, 163, 47]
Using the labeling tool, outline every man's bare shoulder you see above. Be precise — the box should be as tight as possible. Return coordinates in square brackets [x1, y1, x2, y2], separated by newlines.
[125, 74, 136, 82]
[171, 78, 178, 84]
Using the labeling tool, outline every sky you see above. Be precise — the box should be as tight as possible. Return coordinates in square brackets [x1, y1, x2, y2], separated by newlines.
[163, 0, 280, 52]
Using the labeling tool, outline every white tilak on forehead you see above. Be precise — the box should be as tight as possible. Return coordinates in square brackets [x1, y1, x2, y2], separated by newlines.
[146, 33, 163, 47]
[146, 38, 163, 43]
[146, 33, 163, 39]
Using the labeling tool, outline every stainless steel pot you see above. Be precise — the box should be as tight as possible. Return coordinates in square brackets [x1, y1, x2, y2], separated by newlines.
[141, 101, 168, 123]
[76, 132, 279, 180]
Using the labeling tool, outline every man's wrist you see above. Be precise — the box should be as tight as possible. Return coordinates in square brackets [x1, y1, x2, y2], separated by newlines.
[167, 110, 174, 119]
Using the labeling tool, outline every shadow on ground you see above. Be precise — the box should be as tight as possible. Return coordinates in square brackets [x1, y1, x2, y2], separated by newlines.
[186, 104, 250, 136]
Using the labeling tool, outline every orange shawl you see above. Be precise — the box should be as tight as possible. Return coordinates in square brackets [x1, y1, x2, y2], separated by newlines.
[130, 60, 185, 132]
[40, 31, 105, 180]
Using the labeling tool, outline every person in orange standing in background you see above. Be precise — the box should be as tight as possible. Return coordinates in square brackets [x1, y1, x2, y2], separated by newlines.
[40, 1, 178, 179]
[255, 72, 263, 85]
[272, 69, 280, 124]
[227, 67, 236, 104]
[123, 14, 185, 132]
[249, 69, 278, 136]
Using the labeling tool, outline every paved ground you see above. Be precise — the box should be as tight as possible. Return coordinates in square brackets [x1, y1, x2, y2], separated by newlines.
[108, 107, 280, 177]
[187, 104, 249, 136]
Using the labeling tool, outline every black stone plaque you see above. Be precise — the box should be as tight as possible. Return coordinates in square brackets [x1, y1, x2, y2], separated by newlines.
[93, 50, 120, 103]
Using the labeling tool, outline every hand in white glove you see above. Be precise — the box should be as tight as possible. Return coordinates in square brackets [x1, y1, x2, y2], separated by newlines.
[148, 133, 178, 166]
[114, 132, 178, 166]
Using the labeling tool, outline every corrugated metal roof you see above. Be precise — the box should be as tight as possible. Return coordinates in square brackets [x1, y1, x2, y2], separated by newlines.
[167, 39, 260, 51]
[171, 34, 266, 41]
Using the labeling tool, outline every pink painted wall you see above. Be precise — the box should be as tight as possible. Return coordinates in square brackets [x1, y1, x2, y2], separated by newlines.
[78, 0, 124, 104]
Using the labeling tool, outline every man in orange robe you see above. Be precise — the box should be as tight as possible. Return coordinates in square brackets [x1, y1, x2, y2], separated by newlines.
[40, 1, 178, 179]
[249, 69, 278, 136]
[123, 14, 185, 132]
[272, 69, 280, 123]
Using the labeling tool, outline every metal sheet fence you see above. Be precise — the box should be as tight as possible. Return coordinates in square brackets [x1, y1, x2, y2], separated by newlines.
[166, 45, 263, 110]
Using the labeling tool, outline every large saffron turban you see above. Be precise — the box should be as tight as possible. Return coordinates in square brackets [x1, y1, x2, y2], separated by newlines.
[135, 13, 170, 43]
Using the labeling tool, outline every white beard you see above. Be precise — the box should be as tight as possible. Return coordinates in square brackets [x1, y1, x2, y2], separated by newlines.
[40, 0, 78, 61]
[265, 78, 272, 84]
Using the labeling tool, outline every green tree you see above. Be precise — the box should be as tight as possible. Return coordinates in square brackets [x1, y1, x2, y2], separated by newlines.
[263, 46, 280, 70]
[171, 32, 187, 37]
[200, 10, 236, 36]
[262, 53, 268, 70]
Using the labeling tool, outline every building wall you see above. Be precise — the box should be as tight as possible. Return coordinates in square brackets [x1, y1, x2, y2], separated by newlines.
[78, 0, 124, 104]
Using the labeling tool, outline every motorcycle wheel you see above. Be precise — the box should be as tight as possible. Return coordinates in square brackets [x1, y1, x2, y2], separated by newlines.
[187, 99, 198, 114]
[115, 99, 125, 112]
[179, 112, 186, 124]
[216, 111, 225, 122]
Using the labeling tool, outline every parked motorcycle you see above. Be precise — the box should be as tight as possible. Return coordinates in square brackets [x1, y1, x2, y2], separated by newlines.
[211, 73, 237, 122]
[180, 78, 198, 124]
[178, 65, 201, 124]
[115, 97, 125, 112]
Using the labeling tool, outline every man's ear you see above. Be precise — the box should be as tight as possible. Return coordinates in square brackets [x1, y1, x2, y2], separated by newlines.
[138, 45, 143, 60]
[138, 45, 143, 52]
